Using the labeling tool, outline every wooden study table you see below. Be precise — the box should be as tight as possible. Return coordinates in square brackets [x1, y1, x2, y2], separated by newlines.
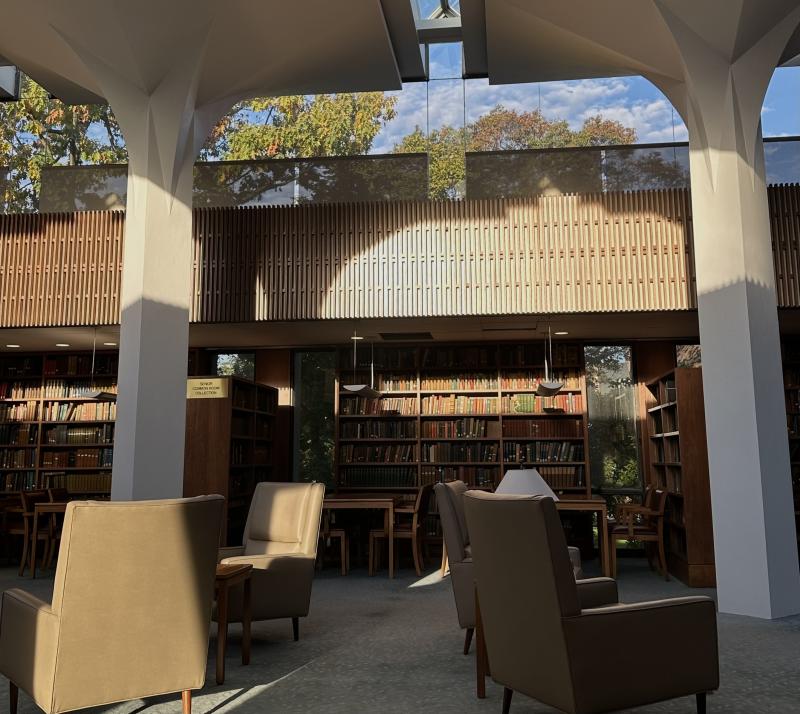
[323, 494, 397, 578]
[30, 501, 68, 578]
[555, 498, 611, 578]
[215, 563, 252, 685]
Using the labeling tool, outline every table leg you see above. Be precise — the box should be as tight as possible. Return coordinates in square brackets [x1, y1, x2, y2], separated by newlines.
[388, 504, 394, 579]
[31, 510, 39, 579]
[242, 577, 251, 666]
[216, 584, 228, 685]
[598, 508, 611, 578]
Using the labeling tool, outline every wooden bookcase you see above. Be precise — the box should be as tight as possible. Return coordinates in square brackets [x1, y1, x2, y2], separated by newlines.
[334, 341, 590, 497]
[0, 351, 117, 497]
[184, 376, 278, 545]
[644, 368, 714, 587]
[781, 340, 800, 549]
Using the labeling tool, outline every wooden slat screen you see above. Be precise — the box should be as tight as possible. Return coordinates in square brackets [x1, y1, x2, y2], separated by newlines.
[2, 185, 800, 328]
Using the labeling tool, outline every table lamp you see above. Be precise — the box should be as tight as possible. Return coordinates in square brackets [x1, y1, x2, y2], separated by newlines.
[495, 468, 559, 501]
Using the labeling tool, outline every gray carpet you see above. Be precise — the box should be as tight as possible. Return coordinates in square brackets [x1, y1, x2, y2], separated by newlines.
[0, 559, 798, 714]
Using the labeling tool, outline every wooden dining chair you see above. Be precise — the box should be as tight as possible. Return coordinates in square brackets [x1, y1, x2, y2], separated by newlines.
[47, 487, 69, 502]
[369, 484, 433, 576]
[610, 488, 669, 580]
[317, 511, 349, 575]
[43, 487, 70, 571]
[18, 491, 51, 576]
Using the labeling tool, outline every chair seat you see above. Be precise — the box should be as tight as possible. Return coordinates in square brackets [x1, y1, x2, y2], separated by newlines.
[610, 525, 658, 537]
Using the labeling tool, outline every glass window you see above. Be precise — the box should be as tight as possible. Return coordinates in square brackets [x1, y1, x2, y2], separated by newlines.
[676, 344, 701, 368]
[293, 350, 336, 486]
[215, 352, 255, 380]
[584, 345, 641, 492]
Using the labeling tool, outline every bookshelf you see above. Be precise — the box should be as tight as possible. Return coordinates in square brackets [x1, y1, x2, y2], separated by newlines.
[334, 342, 591, 497]
[644, 368, 714, 587]
[0, 351, 117, 496]
[183, 376, 278, 545]
[781, 340, 800, 550]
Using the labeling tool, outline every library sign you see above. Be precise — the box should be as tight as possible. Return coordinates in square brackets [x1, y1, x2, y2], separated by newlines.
[186, 378, 229, 399]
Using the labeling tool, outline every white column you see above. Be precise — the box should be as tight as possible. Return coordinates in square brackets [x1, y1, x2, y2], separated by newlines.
[661, 11, 800, 617]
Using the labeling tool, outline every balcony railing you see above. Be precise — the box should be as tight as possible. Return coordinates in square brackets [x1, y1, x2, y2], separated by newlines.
[14, 137, 800, 213]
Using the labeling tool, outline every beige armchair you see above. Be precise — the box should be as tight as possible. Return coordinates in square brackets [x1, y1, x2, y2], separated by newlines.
[217, 481, 325, 641]
[463, 491, 719, 714]
[435, 481, 584, 656]
[0, 496, 223, 714]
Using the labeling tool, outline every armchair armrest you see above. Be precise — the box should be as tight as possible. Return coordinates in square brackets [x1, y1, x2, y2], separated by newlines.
[576, 577, 618, 610]
[0, 589, 59, 710]
[217, 545, 245, 562]
[563, 597, 718, 712]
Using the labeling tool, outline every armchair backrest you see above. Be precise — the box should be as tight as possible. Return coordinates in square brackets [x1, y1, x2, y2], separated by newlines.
[464, 492, 579, 713]
[49, 496, 223, 714]
[242, 481, 325, 557]
[434, 480, 469, 562]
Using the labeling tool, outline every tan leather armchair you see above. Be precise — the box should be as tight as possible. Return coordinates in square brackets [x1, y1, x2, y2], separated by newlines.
[435, 481, 584, 656]
[0, 496, 223, 714]
[463, 491, 719, 714]
[217, 481, 325, 641]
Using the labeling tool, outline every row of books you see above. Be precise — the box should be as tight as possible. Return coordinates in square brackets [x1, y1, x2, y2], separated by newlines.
[0, 423, 37, 445]
[44, 472, 112, 493]
[420, 374, 498, 391]
[340, 397, 417, 416]
[339, 444, 417, 463]
[41, 380, 117, 398]
[1, 381, 35, 400]
[339, 466, 417, 489]
[43, 355, 118, 377]
[44, 424, 114, 444]
[41, 402, 116, 422]
[376, 375, 417, 391]
[502, 419, 583, 438]
[503, 441, 584, 463]
[421, 396, 499, 415]
[784, 368, 800, 386]
[421, 418, 500, 439]
[1, 357, 40, 378]
[498, 344, 581, 368]
[2, 471, 37, 491]
[788, 414, 800, 435]
[42, 448, 113, 467]
[0, 401, 38, 422]
[538, 466, 586, 490]
[502, 393, 583, 414]
[421, 347, 495, 369]
[0, 449, 36, 468]
[346, 348, 417, 371]
[420, 466, 498, 488]
[422, 443, 499, 463]
[340, 421, 417, 439]
[500, 371, 582, 390]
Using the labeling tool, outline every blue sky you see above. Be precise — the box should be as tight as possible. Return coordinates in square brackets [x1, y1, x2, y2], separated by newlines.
[369, 45, 800, 154]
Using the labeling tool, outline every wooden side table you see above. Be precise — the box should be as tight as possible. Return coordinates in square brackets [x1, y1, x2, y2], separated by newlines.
[215, 563, 253, 685]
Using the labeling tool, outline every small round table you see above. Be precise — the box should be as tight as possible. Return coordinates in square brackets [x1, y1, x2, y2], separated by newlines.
[215, 563, 253, 685]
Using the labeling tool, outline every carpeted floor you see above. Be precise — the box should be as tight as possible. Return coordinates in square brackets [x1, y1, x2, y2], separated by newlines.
[0, 559, 798, 714]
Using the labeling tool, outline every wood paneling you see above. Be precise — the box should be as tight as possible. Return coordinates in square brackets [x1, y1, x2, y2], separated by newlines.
[2, 184, 800, 328]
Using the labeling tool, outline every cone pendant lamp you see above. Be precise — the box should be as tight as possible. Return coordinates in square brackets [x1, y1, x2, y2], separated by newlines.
[536, 326, 563, 397]
[342, 330, 381, 400]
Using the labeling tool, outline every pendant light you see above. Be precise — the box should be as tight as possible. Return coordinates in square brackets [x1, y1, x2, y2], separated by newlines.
[536, 325, 563, 397]
[84, 327, 117, 402]
[342, 330, 381, 400]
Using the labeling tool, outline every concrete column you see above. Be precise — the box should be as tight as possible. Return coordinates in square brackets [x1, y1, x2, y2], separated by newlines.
[657, 8, 800, 617]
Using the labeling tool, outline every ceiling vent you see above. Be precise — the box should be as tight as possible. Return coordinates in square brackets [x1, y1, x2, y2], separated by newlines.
[379, 331, 434, 341]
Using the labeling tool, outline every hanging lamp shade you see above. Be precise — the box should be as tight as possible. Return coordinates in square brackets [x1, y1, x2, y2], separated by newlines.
[536, 326, 563, 397]
[342, 331, 382, 400]
[342, 383, 382, 399]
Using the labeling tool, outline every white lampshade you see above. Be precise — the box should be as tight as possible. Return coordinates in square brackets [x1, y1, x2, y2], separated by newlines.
[495, 468, 559, 501]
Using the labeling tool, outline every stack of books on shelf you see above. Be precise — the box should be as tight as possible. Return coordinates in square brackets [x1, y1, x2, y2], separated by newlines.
[0, 423, 37, 445]
[41, 447, 113, 467]
[421, 346, 495, 369]
[420, 374, 498, 390]
[422, 442, 499, 463]
[43, 424, 114, 444]
[340, 396, 417, 416]
[421, 418, 499, 438]
[0, 357, 40, 377]
[0, 382, 42, 399]
[43, 354, 117, 377]
[501, 393, 583, 414]
[339, 465, 417, 488]
[500, 370, 581, 390]
[538, 465, 585, 489]
[340, 420, 417, 439]
[44, 472, 112, 493]
[339, 444, 416, 463]
[42, 402, 116, 422]
[0, 401, 38, 422]
[0, 449, 36, 468]
[421, 395, 499, 415]
[42, 380, 118, 398]
[502, 418, 583, 437]
[420, 465, 498, 488]
[2, 471, 37, 490]
[502, 440, 584, 463]
[376, 375, 417, 391]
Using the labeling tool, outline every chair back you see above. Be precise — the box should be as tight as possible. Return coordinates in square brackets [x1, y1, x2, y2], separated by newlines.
[464, 492, 579, 713]
[411, 483, 434, 531]
[647, 488, 668, 531]
[242, 481, 325, 557]
[642, 484, 656, 509]
[49, 496, 223, 714]
[20, 491, 49, 527]
[434, 480, 469, 563]
[47, 488, 70, 503]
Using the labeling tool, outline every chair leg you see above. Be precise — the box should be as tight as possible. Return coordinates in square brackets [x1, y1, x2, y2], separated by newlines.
[502, 687, 513, 714]
[368, 534, 375, 576]
[10, 682, 18, 714]
[610, 538, 617, 578]
[463, 627, 474, 655]
[658, 537, 670, 581]
[411, 531, 422, 577]
[19, 526, 29, 576]
[340, 534, 347, 576]
[696, 692, 706, 714]
[292, 617, 299, 642]
[182, 690, 191, 714]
